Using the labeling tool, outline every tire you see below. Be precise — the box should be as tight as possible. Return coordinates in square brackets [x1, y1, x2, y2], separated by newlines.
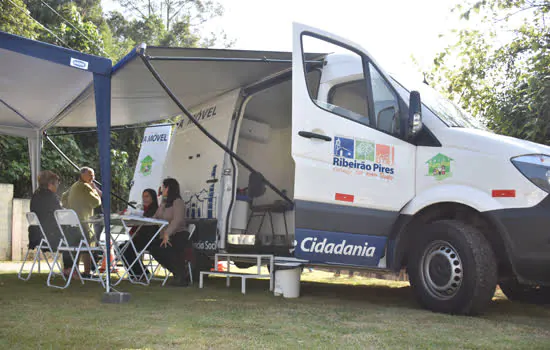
[407, 220, 497, 315]
[499, 279, 550, 304]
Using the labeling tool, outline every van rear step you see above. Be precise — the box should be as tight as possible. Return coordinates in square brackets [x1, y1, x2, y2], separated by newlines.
[199, 253, 274, 294]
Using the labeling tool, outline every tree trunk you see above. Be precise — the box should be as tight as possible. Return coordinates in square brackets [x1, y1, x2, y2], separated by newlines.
[166, 3, 170, 31]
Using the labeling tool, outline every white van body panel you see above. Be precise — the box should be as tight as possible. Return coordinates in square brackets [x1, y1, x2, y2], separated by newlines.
[406, 129, 549, 215]
[402, 184, 517, 216]
[435, 127, 550, 156]
[163, 89, 240, 224]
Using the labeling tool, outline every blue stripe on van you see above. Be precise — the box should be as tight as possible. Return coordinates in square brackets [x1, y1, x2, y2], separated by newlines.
[294, 228, 387, 267]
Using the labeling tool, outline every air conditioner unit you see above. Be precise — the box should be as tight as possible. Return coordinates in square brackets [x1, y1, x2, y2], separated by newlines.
[239, 118, 271, 143]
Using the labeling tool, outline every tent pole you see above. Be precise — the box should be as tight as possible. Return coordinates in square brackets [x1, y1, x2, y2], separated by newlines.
[93, 74, 113, 298]
[93, 74, 130, 304]
[28, 131, 42, 192]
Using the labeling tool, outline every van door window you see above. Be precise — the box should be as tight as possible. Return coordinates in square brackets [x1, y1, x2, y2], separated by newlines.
[302, 35, 370, 127]
[328, 79, 369, 126]
[369, 64, 400, 135]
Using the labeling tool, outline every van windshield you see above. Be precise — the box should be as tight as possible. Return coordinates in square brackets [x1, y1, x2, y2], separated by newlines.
[390, 75, 488, 131]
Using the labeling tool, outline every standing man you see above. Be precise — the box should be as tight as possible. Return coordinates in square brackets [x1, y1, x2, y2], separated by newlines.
[62, 167, 102, 277]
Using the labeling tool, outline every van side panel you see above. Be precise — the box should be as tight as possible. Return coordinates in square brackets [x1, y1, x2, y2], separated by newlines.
[162, 89, 241, 228]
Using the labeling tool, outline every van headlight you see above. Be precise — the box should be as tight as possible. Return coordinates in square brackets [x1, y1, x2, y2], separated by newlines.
[511, 155, 550, 193]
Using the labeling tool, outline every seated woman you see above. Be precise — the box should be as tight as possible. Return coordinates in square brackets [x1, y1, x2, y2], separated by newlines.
[29, 170, 75, 278]
[150, 178, 192, 287]
[121, 188, 159, 280]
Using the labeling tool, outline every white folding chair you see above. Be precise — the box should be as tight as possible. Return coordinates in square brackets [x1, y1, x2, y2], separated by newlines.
[150, 224, 196, 286]
[47, 209, 105, 289]
[18, 212, 58, 281]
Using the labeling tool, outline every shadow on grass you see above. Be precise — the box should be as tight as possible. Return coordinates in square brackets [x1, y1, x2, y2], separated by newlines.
[195, 274, 550, 319]
[2, 272, 549, 319]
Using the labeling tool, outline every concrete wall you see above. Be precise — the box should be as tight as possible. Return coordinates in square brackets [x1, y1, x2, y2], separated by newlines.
[0, 184, 14, 260]
[11, 199, 30, 261]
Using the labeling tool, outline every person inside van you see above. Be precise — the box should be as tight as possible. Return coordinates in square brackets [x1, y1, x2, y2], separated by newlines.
[150, 178, 191, 287]
[121, 188, 159, 280]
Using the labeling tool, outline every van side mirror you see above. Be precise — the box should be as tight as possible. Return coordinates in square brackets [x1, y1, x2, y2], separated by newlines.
[408, 91, 422, 138]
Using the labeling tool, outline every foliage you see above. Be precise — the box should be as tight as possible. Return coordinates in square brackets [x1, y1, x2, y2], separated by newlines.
[116, 0, 223, 31]
[428, 0, 550, 144]
[0, 0, 38, 39]
[51, 3, 106, 55]
[0, 133, 90, 199]
[107, 0, 234, 57]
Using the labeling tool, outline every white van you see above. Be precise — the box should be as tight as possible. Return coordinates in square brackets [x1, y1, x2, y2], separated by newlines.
[157, 23, 550, 315]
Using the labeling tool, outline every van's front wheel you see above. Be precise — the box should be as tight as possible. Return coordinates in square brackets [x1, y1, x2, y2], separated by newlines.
[408, 220, 497, 315]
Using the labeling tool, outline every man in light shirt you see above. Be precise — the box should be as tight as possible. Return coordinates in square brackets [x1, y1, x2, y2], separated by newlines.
[62, 167, 102, 277]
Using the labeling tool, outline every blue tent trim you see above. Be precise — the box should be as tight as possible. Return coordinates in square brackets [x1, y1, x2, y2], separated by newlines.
[112, 46, 139, 74]
[0, 32, 112, 76]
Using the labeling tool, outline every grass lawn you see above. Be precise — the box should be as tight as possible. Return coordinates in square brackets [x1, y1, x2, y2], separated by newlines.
[1, 264, 549, 349]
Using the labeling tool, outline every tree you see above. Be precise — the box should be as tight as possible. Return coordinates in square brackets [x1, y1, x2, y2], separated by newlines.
[22, 0, 107, 55]
[117, 0, 222, 31]
[1, 0, 38, 39]
[109, 0, 233, 49]
[427, 0, 550, 144]
[50, 3, 106, 55]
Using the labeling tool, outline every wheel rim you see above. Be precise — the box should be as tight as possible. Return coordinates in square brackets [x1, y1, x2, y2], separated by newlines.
[420, 240, 463, 300]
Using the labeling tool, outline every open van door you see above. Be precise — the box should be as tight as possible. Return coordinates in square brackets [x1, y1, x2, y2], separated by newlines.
[291, 23, 416, 267]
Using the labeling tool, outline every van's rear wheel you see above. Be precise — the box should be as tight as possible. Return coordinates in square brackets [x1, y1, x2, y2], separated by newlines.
[499, 279, 550, 304]
[408, 220, 497, 315]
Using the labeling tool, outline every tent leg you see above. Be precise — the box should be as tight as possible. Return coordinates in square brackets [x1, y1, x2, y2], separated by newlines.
[28, 132, 42, 192]
[93, 73, 130, 303]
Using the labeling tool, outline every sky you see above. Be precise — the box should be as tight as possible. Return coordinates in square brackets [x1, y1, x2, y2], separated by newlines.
[101, 0, 464, 81]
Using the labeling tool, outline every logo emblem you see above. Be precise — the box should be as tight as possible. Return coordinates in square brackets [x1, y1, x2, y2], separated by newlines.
[334, 136, 354, 159]
[70, 57, 89, 70]
[355, 140, 375, 161]
[427, 153, 453, 180]
[375, 143, 395, 166]
[139, 155, 154, 176]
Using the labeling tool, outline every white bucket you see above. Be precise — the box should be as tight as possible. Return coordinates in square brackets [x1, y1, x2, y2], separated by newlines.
[274, 264, 301, 298]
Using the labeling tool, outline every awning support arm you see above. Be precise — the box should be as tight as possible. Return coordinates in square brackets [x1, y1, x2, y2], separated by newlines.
[146, 55, 322, 65]
[139, 52, 294, 207]
[43, 132, 137, 209]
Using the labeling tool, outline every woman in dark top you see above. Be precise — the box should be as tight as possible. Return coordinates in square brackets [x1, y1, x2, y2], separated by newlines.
[122, 188, 159, 280]
[29, 170, 74, 276]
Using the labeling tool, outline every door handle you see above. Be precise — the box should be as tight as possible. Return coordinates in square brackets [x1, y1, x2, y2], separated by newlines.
[298, 131, 332, 142]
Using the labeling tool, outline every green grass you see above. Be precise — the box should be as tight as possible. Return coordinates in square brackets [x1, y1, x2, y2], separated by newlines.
[1, 266, 550, 349]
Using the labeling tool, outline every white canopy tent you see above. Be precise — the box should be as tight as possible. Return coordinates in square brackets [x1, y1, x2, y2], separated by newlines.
[1, 31, 324, 294]
[56, 45, 324, 127]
